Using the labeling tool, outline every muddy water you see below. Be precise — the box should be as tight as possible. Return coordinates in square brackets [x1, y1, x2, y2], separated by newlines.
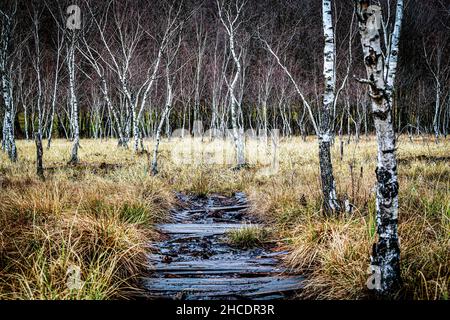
[143, 193, 303, 300]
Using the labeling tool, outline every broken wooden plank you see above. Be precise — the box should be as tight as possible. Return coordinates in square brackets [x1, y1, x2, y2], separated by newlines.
[153, 269, 277, 276]
[207, 205, 249, 212]
[157, 223, 259, 236]
[257, 251, 290, 258]
[144, 276, 302, 288]
[143, 276, 304, 299]
[149, 259, 285, 275]
[146, 277, 256, 288]
[151, 258, 279, 267]
[185, 209, 208, 214]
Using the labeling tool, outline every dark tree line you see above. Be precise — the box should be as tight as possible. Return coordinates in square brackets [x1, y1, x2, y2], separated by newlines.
[0, 0, 449, 154]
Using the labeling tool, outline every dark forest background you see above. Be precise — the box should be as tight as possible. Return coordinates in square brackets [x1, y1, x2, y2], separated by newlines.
[1, 0, 449, 140]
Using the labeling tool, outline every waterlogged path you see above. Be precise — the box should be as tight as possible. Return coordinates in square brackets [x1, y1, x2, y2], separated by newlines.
[143, 193, 303, 300]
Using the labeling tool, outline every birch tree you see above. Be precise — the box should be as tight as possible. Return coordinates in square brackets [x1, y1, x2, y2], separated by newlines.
[47, 27, 65, 149]
[67, 27, 80, 165]
[319, 0, 340, 212]
[0, 2, 17, 162]
[354, 0, 404, 296]
[16, 49, 30, 141]
[257, 51, 275, 143]
[150, 35, 182, 175]
[260, 0, 341, 213]
[30, 3, 44, 178]
[217, 0, 246, 168]
[84, 0, 142, 148]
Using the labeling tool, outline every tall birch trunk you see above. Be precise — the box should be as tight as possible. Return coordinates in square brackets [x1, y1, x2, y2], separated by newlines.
[47, 29, 63, 150]
[151, 65, 173, 175]
[217, 1, 246, 167]
[35, 132, 44, 178]
[67, 31, 80, 165]
[134, 49, 162, 153]
[433, 80, 441, 142]
[356, 0, 403, 296]
[320, 0, 340, 212]
[131, 96, 139, 152]
[46, 68, 58, 150]
[101, 78, 126, 147]
[0, 9, 17, 162]
[227, 34, 245, 167]
[32, 8, 44, 178]
[262, 1, 341, 214]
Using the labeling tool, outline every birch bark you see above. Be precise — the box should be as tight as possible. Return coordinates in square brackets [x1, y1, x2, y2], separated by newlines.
[47, 28, 64, 149]
[0, 7, 17, 162]
[151, 65, 173, 175]
[67, 30, 80, 165]
[355, 0, 403, 296]
[32, 6, 44, 178]
[217, 0, 246, 167]
[319, 0, 340, 212]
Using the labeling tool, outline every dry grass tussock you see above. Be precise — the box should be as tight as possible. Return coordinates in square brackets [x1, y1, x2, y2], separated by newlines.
[0, 140, 175, 299]
[0, 136, 448, 299]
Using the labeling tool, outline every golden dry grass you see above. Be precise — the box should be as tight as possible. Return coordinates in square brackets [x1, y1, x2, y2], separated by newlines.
[245, 136, 450, 300]
[0, 135, 448, 300]
[0, 140, 175, 299]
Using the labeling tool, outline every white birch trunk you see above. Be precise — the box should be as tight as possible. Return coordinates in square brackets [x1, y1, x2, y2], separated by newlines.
[67, 31, 80, 165]
[101, 78, 126, 147]
[217, 1, 246, 167]
[0, 10, 16, 162]
[47, 29, 64, 149]
[319, 0, 340, 212]
[433, 79, 441, 142]
[261, 7, 340, 213]
[135, 48, 163, 152]
[32, 9, 44, 178]
[229, 35, 246, 167]
[151, 66, 173, 175]
[356, 1, 403, 296]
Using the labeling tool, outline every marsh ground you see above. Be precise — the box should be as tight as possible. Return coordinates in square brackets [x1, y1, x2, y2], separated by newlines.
[0, 136, 448, 299]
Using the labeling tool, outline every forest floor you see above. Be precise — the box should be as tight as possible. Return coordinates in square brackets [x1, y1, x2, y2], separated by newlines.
[0, 136, 448, 299]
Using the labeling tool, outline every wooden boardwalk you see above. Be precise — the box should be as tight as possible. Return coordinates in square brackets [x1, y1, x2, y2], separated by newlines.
[143, 193, 303, 300]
